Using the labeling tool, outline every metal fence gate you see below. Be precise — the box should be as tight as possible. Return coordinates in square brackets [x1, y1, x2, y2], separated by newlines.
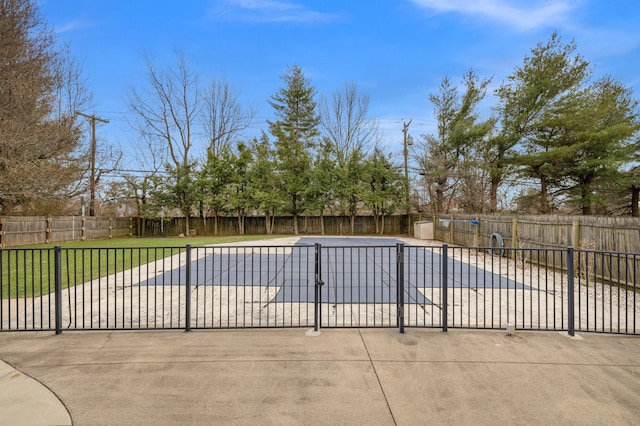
[1, 243, 638, 335]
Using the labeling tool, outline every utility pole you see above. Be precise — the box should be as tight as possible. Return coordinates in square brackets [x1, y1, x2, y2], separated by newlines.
[402, 120, 412, 234]
[76, 112, 109, 217]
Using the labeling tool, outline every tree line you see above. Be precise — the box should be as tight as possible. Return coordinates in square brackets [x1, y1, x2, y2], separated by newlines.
[128, 60, 405, 235]
[2, 0, 639, 231]
[416, 33, 640, 216]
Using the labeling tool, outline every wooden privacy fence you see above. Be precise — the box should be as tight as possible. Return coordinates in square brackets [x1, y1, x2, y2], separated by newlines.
[0, 215, 408, 246]
[142, 215, 407, 237]
[423, 213, 640, 288]
[0, 216, 135, 247]
[426, 214, 640, 253]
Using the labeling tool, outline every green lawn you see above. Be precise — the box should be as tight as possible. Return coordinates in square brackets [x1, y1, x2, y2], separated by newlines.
[1, 235, 290, 298]
[24, 234, 288, 249]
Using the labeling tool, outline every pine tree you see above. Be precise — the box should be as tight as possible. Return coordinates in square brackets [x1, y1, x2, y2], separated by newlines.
[267, 66, 320, 234]
[362, 148, 404, 234]
[198, 147, 234, 235]
[496, 32, 590, 213]
[417, 70, 494, 213]
[558, 77, 640, 214]
[248, 133, 282, 234]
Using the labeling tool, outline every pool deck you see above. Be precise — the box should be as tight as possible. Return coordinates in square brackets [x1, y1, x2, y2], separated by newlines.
[1, 328, 639, 425]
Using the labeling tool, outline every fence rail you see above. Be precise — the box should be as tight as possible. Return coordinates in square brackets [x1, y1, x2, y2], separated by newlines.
[1, 244, 638, 335]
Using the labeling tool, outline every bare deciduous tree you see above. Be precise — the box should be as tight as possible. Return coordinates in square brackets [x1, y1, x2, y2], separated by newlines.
[0, 0, 90, 214]
[120, 132, 166, 234]
[203, 77, 254, 157]
[128, 52, 199, 234]
[319, 82, 379, 231]
[319, 82, 378, 165]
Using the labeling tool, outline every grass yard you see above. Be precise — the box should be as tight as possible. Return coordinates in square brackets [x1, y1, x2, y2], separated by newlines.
[1, 235, 287, 298]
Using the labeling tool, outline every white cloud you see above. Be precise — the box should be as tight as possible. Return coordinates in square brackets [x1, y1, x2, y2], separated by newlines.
[409, 0, 577, 31]
[53, 18, 90, 34]
[214, 0, 341, 23]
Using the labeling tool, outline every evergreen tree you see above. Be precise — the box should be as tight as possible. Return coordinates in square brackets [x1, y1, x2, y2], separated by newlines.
[337, 149, 367, 234]
[496, 32, 590, 213]
[228, 142, 254, 235]
[362, 148, 404, 234]
[306, 138, 338, 234]
[558, 77, 639, 214]
[248, 133, 282, 234]
[198, 146, 234, 235]
[416, 70, 494, 213]
[498, 32, 640, 215]
[151, 162, 198, 234]
[267, 66, 320, 234]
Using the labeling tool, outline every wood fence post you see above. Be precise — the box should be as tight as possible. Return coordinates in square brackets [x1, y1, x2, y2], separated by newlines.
[432, 216, 437, 240]
[46, 217, 52, 244]
[572, 219, 580, 249]
[511, 217, 519, 260]
[449, 215, 455, 244]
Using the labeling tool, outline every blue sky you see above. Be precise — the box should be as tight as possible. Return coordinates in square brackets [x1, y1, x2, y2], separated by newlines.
[38, 0, 640, 167]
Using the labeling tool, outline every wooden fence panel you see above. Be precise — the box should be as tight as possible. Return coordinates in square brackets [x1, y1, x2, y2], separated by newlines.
[84, 217, 111, 241]
[143, 215, 405, 237]
[110, 218, 134, 238]
[517, 216, 573, 249]
[0, 216, 136, 247]
[430, 213, 640, 254]
[431, 213, 640, 289]
[0, 216, 48, 246]
[49, 216, 84, 243]
[578, 216, 640, 253]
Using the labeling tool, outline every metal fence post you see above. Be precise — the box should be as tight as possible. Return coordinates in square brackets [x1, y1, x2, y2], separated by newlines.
[314, 243, 323, 332]
[397, 243, 405, 333]
[567, 247, 575, 336]
[442, 244, 448, 333]
[54, 246, 62, 335]
[185, 244, 192, 332]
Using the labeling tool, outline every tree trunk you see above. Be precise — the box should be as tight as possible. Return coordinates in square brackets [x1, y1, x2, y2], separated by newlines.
[237, 210, 245, 235]
[373, 211, 380, 234]
[265, 210, 272, 234]
[581, 177, 594, 216]
[213, 211, 218, 236]
[632, 186, 639, 217]
[581, 186, 592, 216]
[320, 211, 325, 235]
[490, 176, 500, 212]
[435, 185, 445, 213]
[540, 177, 549, 214]
[293, 213, 299, 235]
[350, 214, 355, 234]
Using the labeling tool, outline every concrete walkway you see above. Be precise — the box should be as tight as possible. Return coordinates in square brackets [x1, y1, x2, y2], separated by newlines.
[1, 329, 639, 425]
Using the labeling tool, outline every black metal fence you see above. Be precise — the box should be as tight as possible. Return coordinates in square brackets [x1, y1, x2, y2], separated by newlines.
[1, 244, 638, 335]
